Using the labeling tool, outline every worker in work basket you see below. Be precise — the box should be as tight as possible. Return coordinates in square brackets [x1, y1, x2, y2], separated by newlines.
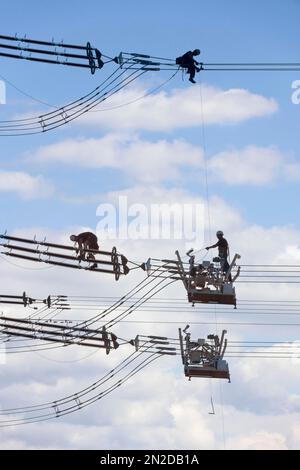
[205, 231, 231, 280]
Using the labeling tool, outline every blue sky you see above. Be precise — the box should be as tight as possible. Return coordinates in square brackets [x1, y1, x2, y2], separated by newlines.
[0, 0, 300, 232]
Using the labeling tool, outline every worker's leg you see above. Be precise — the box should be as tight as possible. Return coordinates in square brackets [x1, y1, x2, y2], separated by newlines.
[187, 65, 196, 83]
[81, 241, 89, 260]
[223, 259, 232, 282]
[77, 243, 85, 260]
[223, 259, 230, 272]
[87, 251, 98, 269]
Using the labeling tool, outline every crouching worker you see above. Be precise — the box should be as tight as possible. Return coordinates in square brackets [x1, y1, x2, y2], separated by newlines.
[70, 231, 99, 269]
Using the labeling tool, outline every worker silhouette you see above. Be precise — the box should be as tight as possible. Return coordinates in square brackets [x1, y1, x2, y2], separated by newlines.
[176, 49, 202, 83]
[70, 231, 99, 269]
[205, 231, 231, 278]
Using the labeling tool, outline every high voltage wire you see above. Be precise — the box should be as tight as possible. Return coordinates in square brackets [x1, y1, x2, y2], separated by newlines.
[0, 344, 164, 426]
[0, 337, 297, 425]
[0, 65, 147, 136]
[3, 289, 300, 352]
[0, 263, 175, 350]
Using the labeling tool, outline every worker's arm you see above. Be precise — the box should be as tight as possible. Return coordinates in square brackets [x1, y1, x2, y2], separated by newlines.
[205, 242, 218, 250]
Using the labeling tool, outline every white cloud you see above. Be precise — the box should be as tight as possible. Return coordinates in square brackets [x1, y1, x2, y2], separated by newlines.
[0, 170, 54, 199]
[28, 134, 203, 184]
[29, 134, 300, 187]
[77, 83, 278, 131]
[228, 431, 288, 450]
[209, 146, 283, 185]
[208, 145, 300, 186]
[0, 80, 6, 105]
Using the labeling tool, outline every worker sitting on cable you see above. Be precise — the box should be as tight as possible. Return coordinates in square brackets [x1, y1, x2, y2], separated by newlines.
[70, 231, 99, 269]
[205, 231, 231, 279]
[176, 49, 202, 83]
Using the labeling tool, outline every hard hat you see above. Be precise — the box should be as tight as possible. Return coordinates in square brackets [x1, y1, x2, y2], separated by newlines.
[216, 230, 224, 236]
[70, 234, 77, 242]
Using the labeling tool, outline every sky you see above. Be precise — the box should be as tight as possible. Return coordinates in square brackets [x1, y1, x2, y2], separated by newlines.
[0, 0, 300, 450]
